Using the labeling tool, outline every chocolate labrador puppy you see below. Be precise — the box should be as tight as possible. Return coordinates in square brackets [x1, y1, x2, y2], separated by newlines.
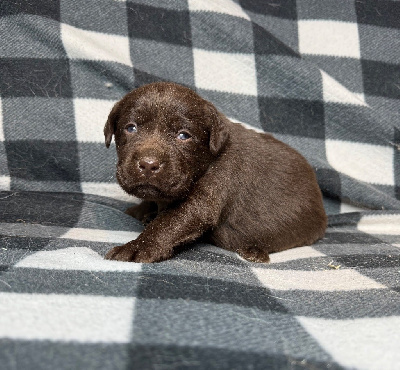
[104, 82, 327, 263]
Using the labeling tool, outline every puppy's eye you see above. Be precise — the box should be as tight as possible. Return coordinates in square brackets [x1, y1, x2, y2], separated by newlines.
[177, 131, 191, 141]
[125, 124, 137, 134]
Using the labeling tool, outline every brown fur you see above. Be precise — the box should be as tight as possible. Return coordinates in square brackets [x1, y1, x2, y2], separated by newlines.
[104, 82, 327, 263]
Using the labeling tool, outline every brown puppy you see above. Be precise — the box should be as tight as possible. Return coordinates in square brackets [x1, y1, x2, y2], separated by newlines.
[104, 82, 327, 263]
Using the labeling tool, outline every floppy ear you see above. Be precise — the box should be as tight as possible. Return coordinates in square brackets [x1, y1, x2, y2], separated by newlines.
[104, 100, 122, 148]
[205, 103, 229, 156]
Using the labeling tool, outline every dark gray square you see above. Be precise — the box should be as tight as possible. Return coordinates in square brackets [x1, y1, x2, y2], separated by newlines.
[363, 96, 400, 127]
[325, 103, 391, 146]
[297, 0, 357, 22]
[133, 70, 169, 89]
[133, 69, 194, 91]
[356, 0, 400, 29]
[127, 344, 341, 370]
[61, 0, 128, 35]
[240, 0, 297, 20]
[6, 140, 80, 182]
[249, 13, 299, 53]
[303, 55, 364, 93]
[340, 175, 397, 210]
[275, 289, 400, 319]
[359, 25, 400, 64]
[0, 143, 9, 176]
[395, 128, 400, 200]
[0, 15, 66, 59]
[322, 196, 341, 215]
[256, 55, 322, 100]
[273, 134, 326, 168]
[127, 2, 192, 46]
[130, 299, 333, 362]
[316, 168, 342, 201]
[69, 61, 134, 99]
[190, 12, 254, 53]
[197, 89, 260, 127]
[0, 0, 61, 20]
[136, 273, 288, 312]
[130, 39, 195, 87]
[362, 60, 400, 100]
[78, 142, 117, 183]
[0, 59, 72, 98]
[304, 55, 364, 94]
[2, 97, 76, 141]
[253, 21, 299, 57]
[0, 340, 130, 370]
[0, 191, 84, 226]
[127, 0, 188, 11]
[259, 97, 325, 139]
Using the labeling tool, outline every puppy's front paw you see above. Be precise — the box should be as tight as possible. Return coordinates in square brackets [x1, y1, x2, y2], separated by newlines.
[105, 243, 139, 262]
[105, 241, 172, 263]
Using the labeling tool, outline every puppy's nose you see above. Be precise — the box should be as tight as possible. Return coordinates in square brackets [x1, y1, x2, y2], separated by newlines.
[138, 158, 161, 175]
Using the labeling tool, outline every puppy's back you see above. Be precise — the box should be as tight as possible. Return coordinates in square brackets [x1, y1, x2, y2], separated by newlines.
[209, 122, 327, 257]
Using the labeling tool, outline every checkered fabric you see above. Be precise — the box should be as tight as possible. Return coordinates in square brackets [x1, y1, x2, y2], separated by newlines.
[0, 0, 399, 369]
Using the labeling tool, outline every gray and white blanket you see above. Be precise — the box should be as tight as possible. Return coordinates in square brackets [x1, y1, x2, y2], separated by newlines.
[1, 1, 399, 369]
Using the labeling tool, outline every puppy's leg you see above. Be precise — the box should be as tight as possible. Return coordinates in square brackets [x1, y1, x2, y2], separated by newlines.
[209, 228, 271, 263]
[236, 247, 270, 263]
[105, 172, 230, 263]
[105, 201, 221, 262]
[125, 201, 158, 224]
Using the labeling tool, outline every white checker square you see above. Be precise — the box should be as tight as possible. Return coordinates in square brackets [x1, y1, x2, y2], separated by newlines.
[0, 292, 135, 343]
[340, 202, 368, 214]
[357, 214, 400, 235]
[299, 20, 360, 58]
[298, 316, 400, 370]
[0, 176, 10, 191]
[326, 140, 395, 185]
[193, 48, 257, 96]
[253, 268, 386, 291]
[188, 0, 250, 20]
[269, 246, 326, 264]
[321, 70, 367, 106]
[61, 227, 140, 245]
[16, 247, 142, 272]
[61, 23, 133, 66]
[74, 99, 116, 143]
[82, 182, 138, 202]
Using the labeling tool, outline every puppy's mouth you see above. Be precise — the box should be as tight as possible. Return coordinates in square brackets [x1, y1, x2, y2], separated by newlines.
[117, 172, 173, 200]
[118, 174, 164, 199]
[133, 184, 164, 200]
[116, 166, 191, 201]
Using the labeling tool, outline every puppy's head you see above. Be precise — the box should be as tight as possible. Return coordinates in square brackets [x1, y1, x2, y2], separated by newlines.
[104, 82, 229, 202]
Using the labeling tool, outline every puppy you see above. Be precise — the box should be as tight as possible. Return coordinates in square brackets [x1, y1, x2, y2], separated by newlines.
[104, 82, 327, 263]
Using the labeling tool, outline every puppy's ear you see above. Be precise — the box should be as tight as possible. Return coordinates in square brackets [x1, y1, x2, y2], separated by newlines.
[104, 100, 122, 148]
[205, 103, 229, 156]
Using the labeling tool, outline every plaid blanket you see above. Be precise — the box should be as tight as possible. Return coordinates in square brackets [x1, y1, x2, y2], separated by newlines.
[1, 0, 400, 369]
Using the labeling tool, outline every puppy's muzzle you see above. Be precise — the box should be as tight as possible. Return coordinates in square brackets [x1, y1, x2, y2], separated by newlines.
[138, 157, 163, 177]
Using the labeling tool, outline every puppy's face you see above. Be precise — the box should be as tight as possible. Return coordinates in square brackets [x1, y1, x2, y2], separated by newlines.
[104, 82, 229, 202]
